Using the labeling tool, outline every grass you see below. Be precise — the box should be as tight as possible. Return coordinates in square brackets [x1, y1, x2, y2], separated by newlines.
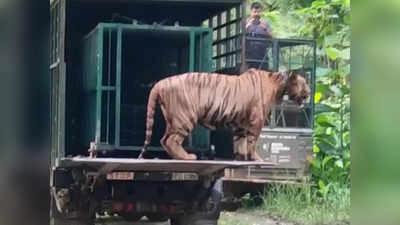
[240, 183, 350, 225]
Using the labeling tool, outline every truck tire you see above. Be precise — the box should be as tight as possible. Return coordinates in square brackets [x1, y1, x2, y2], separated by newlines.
[52, 218, 94, 225]
[170, 179, 222, 225]
[119, 213, 143, 222]
[51, 190, 95, 225]
[250, 191, 265, 207]
[145, 213, 169, 222]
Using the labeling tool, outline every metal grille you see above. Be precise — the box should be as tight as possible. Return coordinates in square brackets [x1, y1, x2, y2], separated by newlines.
[81, 23, 212, 152]
[245, 38, 316, 130]
[206, 5, 243, 72]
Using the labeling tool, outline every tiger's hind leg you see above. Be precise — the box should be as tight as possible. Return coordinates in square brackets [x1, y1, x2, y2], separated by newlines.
[159, 104, 197, 160]
[162, 132, 197, 160]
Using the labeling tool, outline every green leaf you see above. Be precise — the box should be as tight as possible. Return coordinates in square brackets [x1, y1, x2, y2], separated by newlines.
[313, 145, 320, 153]
[340, 48, 350, 60]
[343, 131, 351, 145]
[343, 14, 351, 25]
[328, 14, 339, 19]
[317, 141, 338, 154]
[341, 84, 350, 95]
[310, 158, 321, 169]
[331, 0, 342, 5]
[326, 47, 341, 60]
[314, 92, 323, 103]
[265, 11, 279, 23]
[335, 159, 344, 168]
[315, 103, 338, 114]
[318, 180, 326, 191]
[316, 115, 336, 127]
[316, 83, 330, 93]
[322, 156, 334, 168]
[312, 0, 326, 9]
[344, 161, 351, 170]
[324, 35, 341, 47]
[343, 149, 351, 160]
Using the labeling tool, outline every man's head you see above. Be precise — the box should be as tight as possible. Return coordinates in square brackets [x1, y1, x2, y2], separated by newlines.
[250, 2, 264, 20]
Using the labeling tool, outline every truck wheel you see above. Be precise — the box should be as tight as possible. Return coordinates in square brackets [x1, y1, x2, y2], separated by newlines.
[145, 213, 169, 222]
[250, 191, 265, 207]
[119, 213, 143, 221]
[51, 190, 95, 225]
[52, 218, 94, 225]
[170, 178, 223, 225]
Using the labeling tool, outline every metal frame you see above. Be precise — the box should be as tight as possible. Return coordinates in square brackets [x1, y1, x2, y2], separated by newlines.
[83, 23, 212, 152]
[50, 0, 66, 168]
[56, 157, 274, 175]
[245, 37, 316, 131]
[50, 0, 246, 159]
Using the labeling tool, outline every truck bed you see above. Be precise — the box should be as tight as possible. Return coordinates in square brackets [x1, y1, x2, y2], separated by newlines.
[56, 157, 275, 175]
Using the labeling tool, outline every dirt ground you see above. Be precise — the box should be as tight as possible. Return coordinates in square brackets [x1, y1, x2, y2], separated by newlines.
[219, 211, 295, 225]
[95, 211, 293, 225]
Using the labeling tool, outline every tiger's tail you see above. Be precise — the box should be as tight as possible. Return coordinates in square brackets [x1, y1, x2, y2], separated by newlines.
[138, 84, 160, 159]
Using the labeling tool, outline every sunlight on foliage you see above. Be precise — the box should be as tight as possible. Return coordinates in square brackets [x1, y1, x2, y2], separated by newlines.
[251, 0, 350, 189]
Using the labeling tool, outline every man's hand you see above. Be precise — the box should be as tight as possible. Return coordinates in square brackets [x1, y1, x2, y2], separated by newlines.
[246, 18, 257, 29]
[266, 31, 274, 39]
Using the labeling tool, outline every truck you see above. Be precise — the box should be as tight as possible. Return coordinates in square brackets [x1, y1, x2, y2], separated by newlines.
[50, 0, 316, 224]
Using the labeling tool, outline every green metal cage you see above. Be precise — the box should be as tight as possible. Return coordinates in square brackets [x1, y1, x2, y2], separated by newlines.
[245, 38, 316, 132]
[81, 23, 213, 154]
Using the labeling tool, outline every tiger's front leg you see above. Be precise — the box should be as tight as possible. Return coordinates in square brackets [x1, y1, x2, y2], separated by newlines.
[246, 107, 264, 161]
[247, 134, 263, 161]
[233, 129, 248, 160]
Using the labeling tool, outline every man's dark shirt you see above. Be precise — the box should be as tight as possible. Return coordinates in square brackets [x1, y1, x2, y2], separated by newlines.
[246, 18, 272, 70]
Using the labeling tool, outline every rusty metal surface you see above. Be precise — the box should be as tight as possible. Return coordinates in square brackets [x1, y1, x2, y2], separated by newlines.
[56, 157, 274, 175]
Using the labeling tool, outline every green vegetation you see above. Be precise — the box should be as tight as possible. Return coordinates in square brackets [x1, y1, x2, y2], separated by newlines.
[257, 184, 349, 225]
[240, 0, 351, 224]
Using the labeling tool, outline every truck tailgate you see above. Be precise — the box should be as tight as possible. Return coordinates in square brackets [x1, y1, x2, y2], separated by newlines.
[56, 157, 275, 175]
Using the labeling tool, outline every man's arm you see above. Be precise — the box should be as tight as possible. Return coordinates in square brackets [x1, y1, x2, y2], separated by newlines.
[264, 21, 274, 38]
[246, 18, 253, 29]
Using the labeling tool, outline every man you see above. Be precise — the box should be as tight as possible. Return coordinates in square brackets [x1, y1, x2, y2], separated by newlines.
[246, 2, 274, 70]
